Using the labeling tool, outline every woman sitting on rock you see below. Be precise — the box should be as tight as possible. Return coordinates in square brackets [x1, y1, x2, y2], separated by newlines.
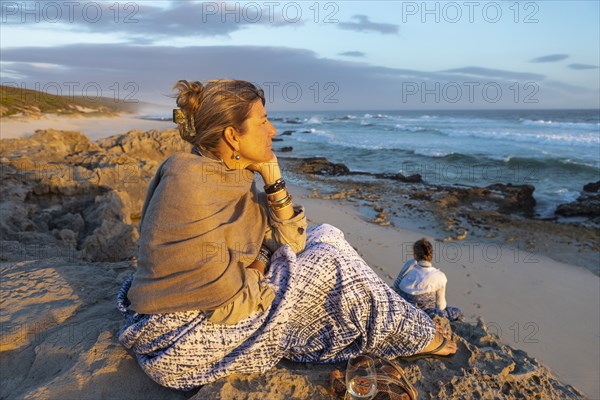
[116, 79, 456, 390]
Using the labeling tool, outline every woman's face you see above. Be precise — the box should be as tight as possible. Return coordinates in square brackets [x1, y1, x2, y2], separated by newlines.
[237, 100, 277, 164]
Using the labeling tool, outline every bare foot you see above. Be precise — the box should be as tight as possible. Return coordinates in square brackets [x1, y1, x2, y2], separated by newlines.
[420, 329, 457, 356]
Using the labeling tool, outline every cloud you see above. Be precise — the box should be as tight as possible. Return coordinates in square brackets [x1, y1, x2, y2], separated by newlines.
[339, 51, 365, 57]
[1, 44, 595, 110]
[0, 1, 294, 40]
[338, 15, 398, 34]
[530, 54, 569, 63]
[568, 63, 599, 70]
[443, 67, 545, 81]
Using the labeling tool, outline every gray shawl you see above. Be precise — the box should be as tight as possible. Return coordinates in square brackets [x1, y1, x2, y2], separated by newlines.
[127, 152, 267, 314]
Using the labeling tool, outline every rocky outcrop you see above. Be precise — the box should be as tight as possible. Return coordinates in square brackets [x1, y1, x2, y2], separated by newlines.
[435, 184, 536, 217]
[0, 129, 189, 262]
[372, 172, 423, 183]
[554, 181, 600, 218]
[486, 183, 537, 216]
[298, 157, 350, 176]
[0, 259, 584, 400]
[583, 180, 600, 193]
[96, 129, 191, 164]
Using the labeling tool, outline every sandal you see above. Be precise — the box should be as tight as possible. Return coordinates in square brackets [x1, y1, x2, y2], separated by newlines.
[375, 357, 418, 400]
[399, 335, 455, 362]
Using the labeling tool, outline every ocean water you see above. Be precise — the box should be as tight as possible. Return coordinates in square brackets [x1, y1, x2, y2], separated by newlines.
[267, 109, 599, 217]
[143, 109, 599, 216]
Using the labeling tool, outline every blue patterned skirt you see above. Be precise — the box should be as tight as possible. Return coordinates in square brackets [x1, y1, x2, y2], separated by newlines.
[116, 224, 435, 390]
[397, 291, 464, 322]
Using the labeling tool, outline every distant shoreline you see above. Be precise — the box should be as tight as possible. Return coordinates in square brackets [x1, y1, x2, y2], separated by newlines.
[0, 113, 174, 140]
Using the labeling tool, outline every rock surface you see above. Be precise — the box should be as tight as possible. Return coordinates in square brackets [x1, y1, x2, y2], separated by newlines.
[583, 180, 600, 193]
[0, 258, 584, 400]
[298, 157, 350, 176]
[555, 182, 600, 218]
[486, 183, 537, 216]
[0, 129, 190, 262]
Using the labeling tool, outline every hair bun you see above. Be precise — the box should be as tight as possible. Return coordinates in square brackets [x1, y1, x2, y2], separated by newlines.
[171, 79, 266, 152]
[174, 80, 204, 114]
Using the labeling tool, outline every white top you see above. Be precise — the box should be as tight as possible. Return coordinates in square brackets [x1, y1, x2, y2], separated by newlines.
[395, 260, 448, 310]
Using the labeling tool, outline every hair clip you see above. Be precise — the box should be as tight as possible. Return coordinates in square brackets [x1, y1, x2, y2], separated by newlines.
[173, 108, 186, 124]
[173, 108, 197, 138]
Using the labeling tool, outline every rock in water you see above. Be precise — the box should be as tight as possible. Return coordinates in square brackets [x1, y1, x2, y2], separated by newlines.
[555, 193, 600, 217]
[486, 183, 537, 216]
[583, 180, 600, 193]
[298, 157, 350, 176]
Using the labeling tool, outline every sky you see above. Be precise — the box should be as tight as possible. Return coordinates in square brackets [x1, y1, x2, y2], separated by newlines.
[1, 0, 599, 111]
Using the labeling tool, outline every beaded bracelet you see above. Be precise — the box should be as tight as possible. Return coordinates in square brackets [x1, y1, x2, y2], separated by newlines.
[259, 245, 272, 259]
[255, 251, 270, 266]
[255, 246, 272, 266]
[264, 178, 286, 194]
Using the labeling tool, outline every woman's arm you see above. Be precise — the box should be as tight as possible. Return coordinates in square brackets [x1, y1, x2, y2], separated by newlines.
[251, 155, 294, 219]
[250, 155, 307, 254]
[247, 259, 266, 275]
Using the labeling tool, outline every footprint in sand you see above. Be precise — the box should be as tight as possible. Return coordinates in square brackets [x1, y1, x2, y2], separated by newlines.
[385, 274, 393, 280]
[473, 303, 482, 309]
[476, 282, 482, 288]
[461, 264, 466, 269]
[465, 290, 471, 295]
[466, 273, 471, 277]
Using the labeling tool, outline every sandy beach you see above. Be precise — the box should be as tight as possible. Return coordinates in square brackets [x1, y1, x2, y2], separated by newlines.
[0, 117, 598, 399]
[295, 187, 599, 398]
[0, 114, 173, 140]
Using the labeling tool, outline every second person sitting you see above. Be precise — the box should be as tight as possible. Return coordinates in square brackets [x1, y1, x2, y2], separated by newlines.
[393, 238, 463, 321]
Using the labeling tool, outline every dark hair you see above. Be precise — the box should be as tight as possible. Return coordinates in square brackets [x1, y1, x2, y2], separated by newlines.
[173, 80, 265, 157]
[413, 238, 433, 262]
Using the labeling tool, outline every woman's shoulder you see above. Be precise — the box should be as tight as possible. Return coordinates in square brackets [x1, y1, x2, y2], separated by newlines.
[164, 152, 208, 171]
[164, 152, 255, 186]
[157, 152, 256, 197]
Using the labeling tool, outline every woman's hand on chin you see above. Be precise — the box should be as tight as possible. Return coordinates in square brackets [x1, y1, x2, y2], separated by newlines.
[247, 153, 281, 184]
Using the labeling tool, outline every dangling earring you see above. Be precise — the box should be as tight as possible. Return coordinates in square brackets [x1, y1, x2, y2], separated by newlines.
[235, 154, 241, 160]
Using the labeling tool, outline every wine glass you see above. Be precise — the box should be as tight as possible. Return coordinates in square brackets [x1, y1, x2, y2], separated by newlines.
[345, 354, 377, 400]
